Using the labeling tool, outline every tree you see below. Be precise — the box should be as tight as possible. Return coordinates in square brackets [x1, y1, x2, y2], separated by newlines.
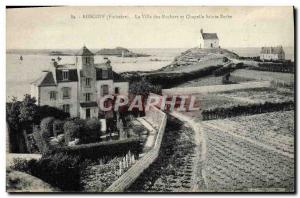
[18, 94, 38, 128]
[40, 117, 55, 139]
[129, 79, 162, 116]
[79, 119, 101, 144]
[129, 78, 161, 97]
[53, 120, 65, 136]
[6, 95, 37, 153]
[6, 94, 70, 153]
[6, 97, 22, 152]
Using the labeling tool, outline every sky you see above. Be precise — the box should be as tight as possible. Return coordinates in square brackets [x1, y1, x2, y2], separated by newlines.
[6, 6, 294, 49]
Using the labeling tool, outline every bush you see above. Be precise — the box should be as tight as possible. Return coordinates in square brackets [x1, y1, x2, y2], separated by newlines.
[10, 158, 38, 174]
[40, 117, 55, 138]
[79, 119, 101, 144]
[32, 125, 49, 154]
[12, 152, 87, 191]
[64, 121, 80, 145]
[53, 120, 65, 136]
[36, 105, 70, 122]
[32, 153, 82, 191]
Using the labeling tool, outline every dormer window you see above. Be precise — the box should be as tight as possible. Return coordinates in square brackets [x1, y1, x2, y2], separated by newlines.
[62, 70, 69, 81]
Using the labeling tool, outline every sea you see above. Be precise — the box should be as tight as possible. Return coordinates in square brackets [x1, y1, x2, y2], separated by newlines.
[6, 47, 294, 101]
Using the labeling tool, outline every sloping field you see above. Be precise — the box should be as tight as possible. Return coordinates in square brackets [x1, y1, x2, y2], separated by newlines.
[231, 69, 294, 84]
[177, 75, 224, 87]
[216, 88, 294, 104]
[202, 111, 294, 192]
[160, 56, 224, 73]
[181, 88, 293, 119]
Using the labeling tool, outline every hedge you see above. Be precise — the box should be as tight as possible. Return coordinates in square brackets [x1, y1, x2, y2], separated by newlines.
[202, 101, 294, 120]
[248, 62, 295, 73]
[145, 65, 222, 88]
[54, 137, 142, 160]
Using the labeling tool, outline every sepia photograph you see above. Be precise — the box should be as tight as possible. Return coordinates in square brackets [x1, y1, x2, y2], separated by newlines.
[5, 6, 295, 193]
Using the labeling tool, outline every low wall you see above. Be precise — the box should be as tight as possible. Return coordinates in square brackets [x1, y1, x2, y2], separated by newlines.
[105, 106, 167, 192]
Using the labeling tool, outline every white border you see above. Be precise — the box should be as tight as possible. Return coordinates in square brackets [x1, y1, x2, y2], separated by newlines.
[1, 0, 299, 198]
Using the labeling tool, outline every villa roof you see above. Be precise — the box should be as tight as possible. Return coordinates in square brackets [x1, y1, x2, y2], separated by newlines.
[56, 64, 76, 70]
[260, 46, 285, 54]
[56, 69, 78, 82]
[75, 46, 94, 56]
[201, 33, 218, 40]
[31, 71, 56, 87]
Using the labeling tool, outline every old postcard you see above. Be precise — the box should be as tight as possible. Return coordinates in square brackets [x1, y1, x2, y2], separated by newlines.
[6, 6, 295, 192]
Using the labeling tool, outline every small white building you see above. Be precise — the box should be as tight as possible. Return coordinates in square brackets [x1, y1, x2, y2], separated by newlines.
[199, 28, 219, 49]
[31, 46, 129, 119]
[260, 46, 285, 61]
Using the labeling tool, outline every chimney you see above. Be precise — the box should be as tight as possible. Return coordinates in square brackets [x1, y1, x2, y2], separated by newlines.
[50, 60, 58, 84]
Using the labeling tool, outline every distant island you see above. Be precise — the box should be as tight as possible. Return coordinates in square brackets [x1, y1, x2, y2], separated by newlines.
[96, 47, 150, 57]
[49, 51, 73, 56]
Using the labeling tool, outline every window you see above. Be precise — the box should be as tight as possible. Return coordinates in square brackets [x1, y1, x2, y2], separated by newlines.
[85, 57, 90, 65]
[115, 87, 119, 94]
[62, 87, 71, 99]
[86, 108, 90, 119]
[63, 104, 70, 113]
[101, 85, 109, 96]
[62, 70, 69, 81]
[85, 93, 91, 101]
[102, 69, 108, 79]
[85, 78, 91, 87]
[49, 91, 57, 100]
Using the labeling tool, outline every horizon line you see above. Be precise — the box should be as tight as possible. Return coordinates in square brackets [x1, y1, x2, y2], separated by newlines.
[6, 46, 295, 50]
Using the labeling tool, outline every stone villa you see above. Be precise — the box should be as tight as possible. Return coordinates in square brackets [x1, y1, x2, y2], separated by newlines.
[199, 28, 219, 48]
[260, 46, 285, 61]
[31, 46, 129, 119]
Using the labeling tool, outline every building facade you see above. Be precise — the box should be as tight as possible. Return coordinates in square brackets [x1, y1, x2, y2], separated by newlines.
[260, 46, 285, 61]
[31, 46, 129, 119]
[199, 29, 219, 48]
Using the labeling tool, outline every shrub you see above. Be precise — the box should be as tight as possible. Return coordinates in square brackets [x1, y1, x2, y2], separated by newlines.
[64, 121, 80, 145]
[79, 119, 101, 144]
[12, 152, 86, 191]
[53, 120, 64, 136]
[40, 117, 55, 138]
[10, 158, 38, 174]
[36, 105, 70, 121]
[31, 153, 82, 191]
[32, 125, 50, 154]
[26, 133, 39, 153]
